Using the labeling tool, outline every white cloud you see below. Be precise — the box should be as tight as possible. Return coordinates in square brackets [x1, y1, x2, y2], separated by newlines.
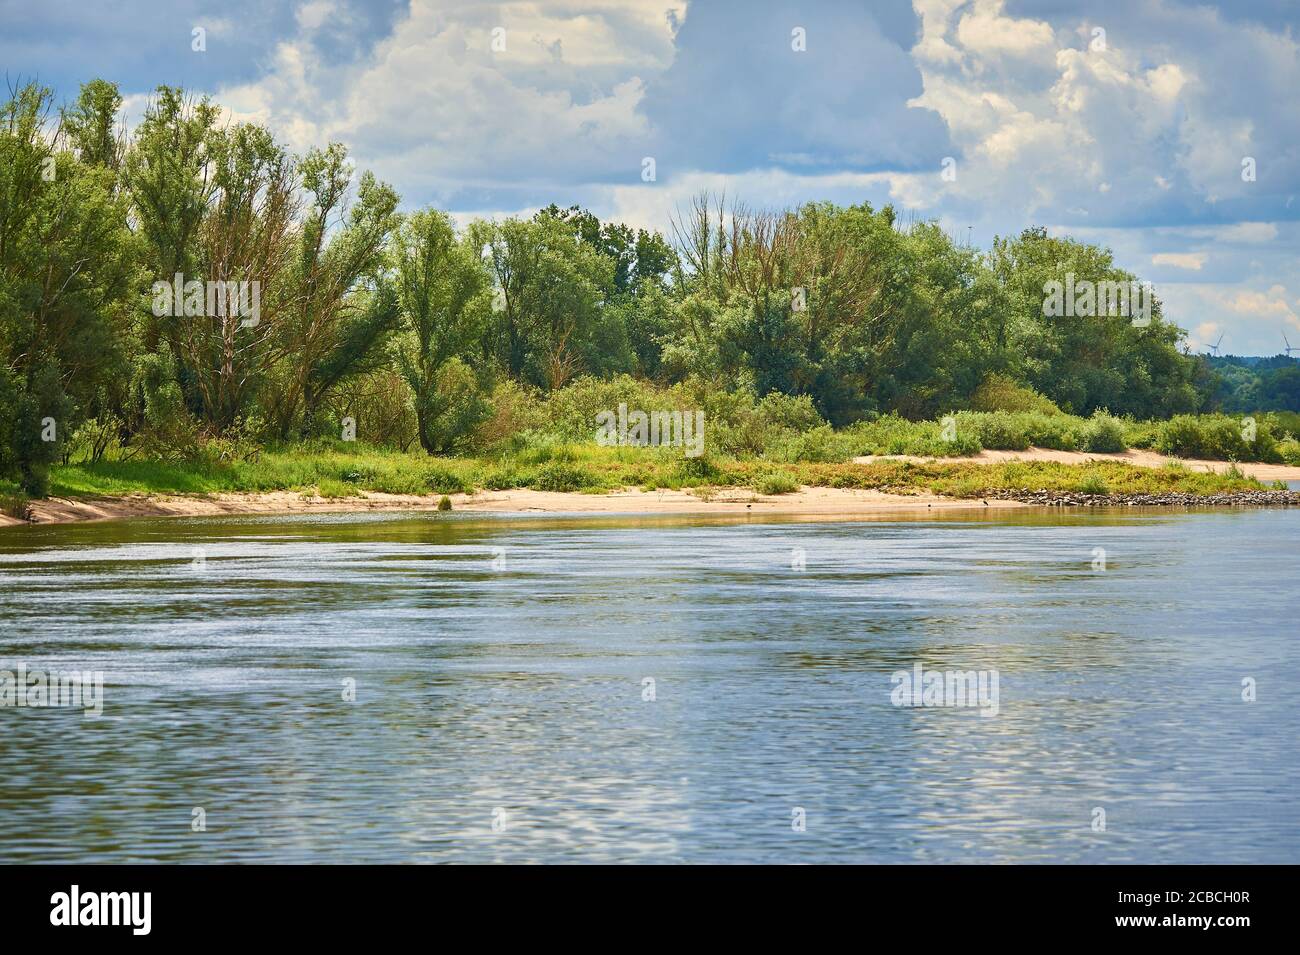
[954, 0, 1055, 61]
[1153, 252, 1207, 270]
[216, 0, 683, 194]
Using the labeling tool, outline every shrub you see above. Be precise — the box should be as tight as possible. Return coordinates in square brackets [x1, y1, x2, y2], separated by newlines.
[471, 377, 547, 450]
[842, 415, 981, 457]
[423, 464, 470, 494]
[532, 461, 601, 492]
[65, 414, 123, 465]
[1123, 418, 1161, 449]
[541, 374, 673, 442]
[969, 373, 1062, 415]
[1, 490, 30, 521]
[753, 470, 799, 495]
[316, 478, 357, 499]
[1018, 412, 1083, 450]
[1078, 471, 1110, 495]
[955, 411, 1030, 450]
[769, 424, 857, 463]
[1155, 414, 1281, 462]
[415, 358, 492, 454]
[1082, 410, 1127, 453]
[437, 495, 452, 511]
[676, 454, 720, 483]
[719, 392, 825, 455]
[333, 370, 418, 452]
[482, 464, 526, 489]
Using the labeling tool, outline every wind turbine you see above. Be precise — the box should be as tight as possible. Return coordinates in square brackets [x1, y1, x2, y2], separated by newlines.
[1208, 333, 1224, 357]
[1284, 333, 1300, 357]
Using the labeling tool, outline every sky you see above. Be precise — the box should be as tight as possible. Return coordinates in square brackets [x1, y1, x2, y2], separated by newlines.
[3, 0, 1298, 355]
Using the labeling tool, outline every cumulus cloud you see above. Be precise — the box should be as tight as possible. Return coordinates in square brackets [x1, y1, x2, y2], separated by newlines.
[637, 0, 950, 176]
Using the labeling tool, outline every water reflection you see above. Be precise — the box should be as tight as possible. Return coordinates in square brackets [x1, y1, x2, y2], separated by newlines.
[1, 508, 1296, 862]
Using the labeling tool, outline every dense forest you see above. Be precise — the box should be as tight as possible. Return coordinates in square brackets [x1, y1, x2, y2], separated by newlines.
[1205, 356, 1300, 412]
[0, 79, 1283, 496]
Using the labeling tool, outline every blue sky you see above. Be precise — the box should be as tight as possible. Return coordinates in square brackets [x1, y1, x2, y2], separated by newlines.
[4, 0, 1298, 354]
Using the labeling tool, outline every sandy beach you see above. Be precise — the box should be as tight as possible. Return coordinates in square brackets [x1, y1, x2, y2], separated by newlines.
[2, 485, 1020, 527]
[4, 447, 1296, 528]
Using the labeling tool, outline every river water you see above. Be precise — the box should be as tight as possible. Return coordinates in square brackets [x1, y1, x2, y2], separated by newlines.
[1, 508, 1296, 863]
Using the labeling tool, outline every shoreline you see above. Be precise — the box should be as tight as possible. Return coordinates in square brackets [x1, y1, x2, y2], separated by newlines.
[4, 481, 1298, 528]
[4, 486, 1019, 526]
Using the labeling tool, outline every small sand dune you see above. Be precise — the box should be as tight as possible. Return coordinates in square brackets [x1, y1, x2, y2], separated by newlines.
[853, 447, 1300, 482]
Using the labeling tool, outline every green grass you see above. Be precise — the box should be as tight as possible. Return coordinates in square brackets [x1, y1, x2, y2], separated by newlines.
[1, 482, 30, 520]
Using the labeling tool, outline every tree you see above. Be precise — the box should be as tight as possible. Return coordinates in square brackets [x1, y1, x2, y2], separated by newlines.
[173, 121, 298, 432]
[269, 144, 401, 438]
[393, 210, 487, 452]
[0, 81, 137, 493]
[474, 215, 619, 388]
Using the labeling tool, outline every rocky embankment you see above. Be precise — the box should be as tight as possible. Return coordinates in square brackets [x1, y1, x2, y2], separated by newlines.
[980, 489, 1300, 507]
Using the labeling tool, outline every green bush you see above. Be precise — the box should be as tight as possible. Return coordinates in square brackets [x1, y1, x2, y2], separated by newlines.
[482, 464, 526, 489]
[423, 464, 471, 494]
[718, 392, 825, 455]
[1078, 471, 1110, 494]
[1156, 414, 1281, 462]
[541, 374, 677, 442]
[753, 470, 799, 495]
[1122, 418, 1161, 449]
[532, 461, 603, 492]
[842, 415, 982, 457]
[1082, 411, 1127, 453]
[769, 424, 857, 463]
[956, 411, 1030, 450]
[676, 454, 721, 483]
[969, 373, 1062, 415]
[1019, 412, 1083, 450]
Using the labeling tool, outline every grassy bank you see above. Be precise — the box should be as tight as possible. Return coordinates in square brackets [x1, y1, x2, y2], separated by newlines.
[10, 440, 1279, 508]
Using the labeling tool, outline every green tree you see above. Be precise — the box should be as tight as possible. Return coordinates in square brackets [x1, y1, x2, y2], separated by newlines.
[474, 215, 620, 388]
[394, 209, 488, 452]
[271, 144, 401, 438]
[0, 81, 137, 492]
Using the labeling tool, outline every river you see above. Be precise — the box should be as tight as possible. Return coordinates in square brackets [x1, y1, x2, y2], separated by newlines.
[1, 508, 1296, 863]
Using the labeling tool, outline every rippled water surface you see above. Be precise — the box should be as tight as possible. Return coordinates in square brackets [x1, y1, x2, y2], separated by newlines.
[1, 508, 1297, 863]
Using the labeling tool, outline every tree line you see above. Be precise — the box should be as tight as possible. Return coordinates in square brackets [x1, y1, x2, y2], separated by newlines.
[2, 79, 1217, 494]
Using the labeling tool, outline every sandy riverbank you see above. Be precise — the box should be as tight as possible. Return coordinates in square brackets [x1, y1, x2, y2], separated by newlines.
[6, 446, 1297, 527]
[854, 447, 1300, 482]
[1, 486, 1019, 527]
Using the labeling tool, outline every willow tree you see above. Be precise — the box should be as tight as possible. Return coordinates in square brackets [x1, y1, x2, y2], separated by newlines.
[269, 143, 401, 438]
[393, 209, 486, 452]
